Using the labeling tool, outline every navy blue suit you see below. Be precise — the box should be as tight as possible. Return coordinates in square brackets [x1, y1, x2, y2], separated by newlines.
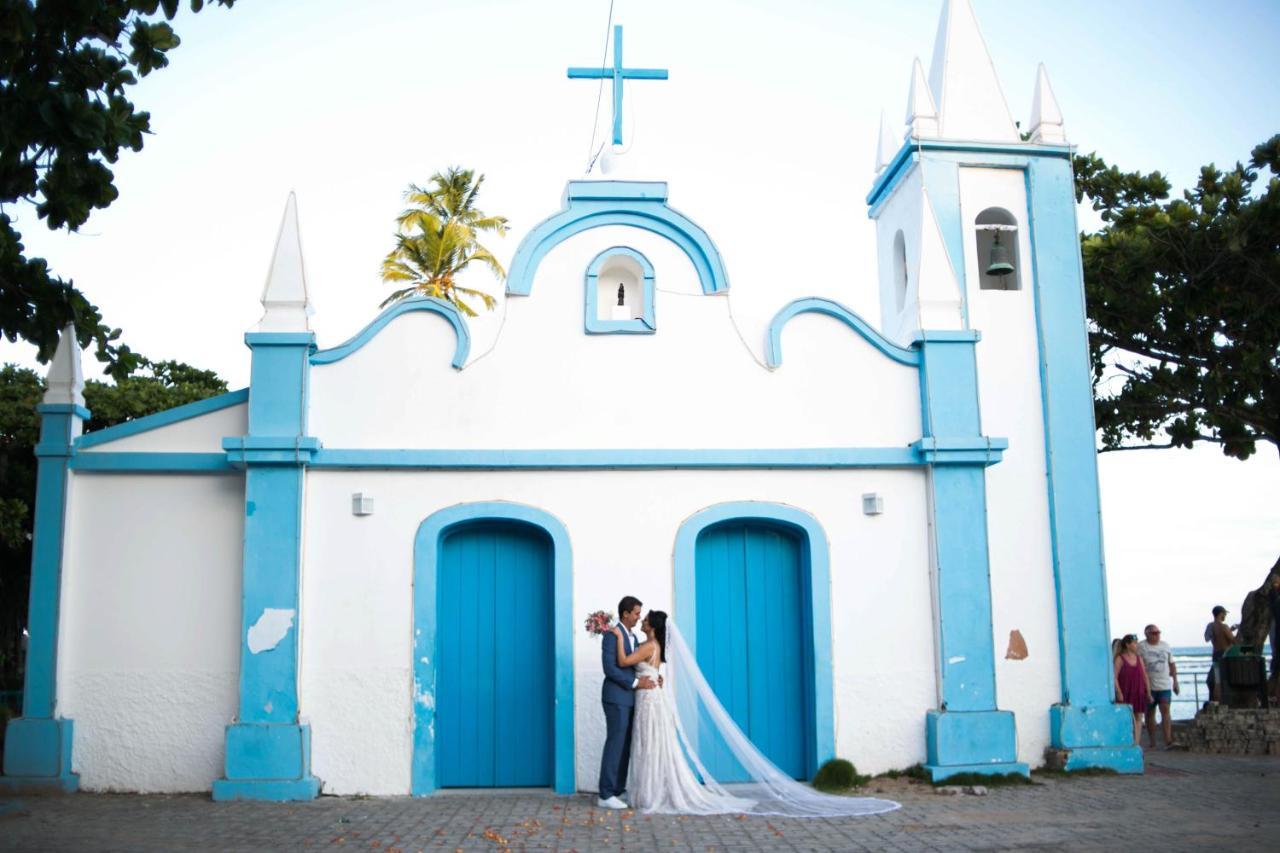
[598, 626, 637, 799]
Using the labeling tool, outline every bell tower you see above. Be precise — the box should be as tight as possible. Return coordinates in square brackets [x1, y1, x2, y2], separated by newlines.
[868, 0, 1143, 775]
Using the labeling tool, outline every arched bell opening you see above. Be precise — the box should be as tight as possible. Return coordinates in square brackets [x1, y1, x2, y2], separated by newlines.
[974, 207, 1021, 292]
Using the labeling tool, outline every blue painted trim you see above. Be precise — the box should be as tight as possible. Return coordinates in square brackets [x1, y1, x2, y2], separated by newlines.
[36, 403, 91, 420]
[866, 138, 1072, 210]
[223, 436, 321, 467]
[766, 298, 919, 368]
[215, 332, 319, 799]
[924, 710, 1024, 770]
[912, 437, 1006, 466]
[0, 718, 78, 792]
[673, 502, 835, 778]
[507, 181, 728, 297]
[412, 502, 575, 795]
[584, 246, 657, 334]
[1024, 157, 1141, 771]
[311, 447, 923, 470]
[211, 776, 323, 801]
[911, 330, 981, 343]
[311, 296, 470, 370]
[212, 722, 321, 801]
[1, 403, 86, 791]
[244, 332, 317, 347]
[74, 388, 249, 450]
[71, 452, 236, 472]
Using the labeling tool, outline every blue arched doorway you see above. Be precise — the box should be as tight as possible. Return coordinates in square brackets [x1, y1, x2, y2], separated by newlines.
[412, 502, 575, 795]
[674, 502, 834, 781]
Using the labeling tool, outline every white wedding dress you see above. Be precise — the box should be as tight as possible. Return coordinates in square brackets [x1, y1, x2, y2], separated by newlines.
[624, 621, 900, 819]
[629, 655, 754, 814]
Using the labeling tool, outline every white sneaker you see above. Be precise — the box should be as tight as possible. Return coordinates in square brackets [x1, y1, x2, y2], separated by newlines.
[596, 796, 628, 809]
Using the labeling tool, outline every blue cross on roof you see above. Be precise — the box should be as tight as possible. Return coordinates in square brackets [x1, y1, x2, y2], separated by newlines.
[568, 25, 668, 146]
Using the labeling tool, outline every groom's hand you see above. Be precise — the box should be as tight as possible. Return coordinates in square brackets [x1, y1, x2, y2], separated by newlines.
[658, 675, 664, 689]
[637, 676, 656, 690]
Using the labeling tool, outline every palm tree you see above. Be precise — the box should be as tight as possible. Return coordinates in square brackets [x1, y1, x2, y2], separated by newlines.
[379, 167, 509, 316]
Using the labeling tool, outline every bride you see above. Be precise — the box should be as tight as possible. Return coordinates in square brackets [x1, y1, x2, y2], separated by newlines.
[609, 610, 899, 817]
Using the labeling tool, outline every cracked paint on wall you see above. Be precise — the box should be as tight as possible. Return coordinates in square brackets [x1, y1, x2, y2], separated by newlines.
[247, 608, 296, 654]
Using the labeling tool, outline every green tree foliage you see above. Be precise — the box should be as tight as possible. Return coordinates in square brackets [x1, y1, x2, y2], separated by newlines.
[1076, 135, 1279, 460]
[0, 359, 226, 689]
[0, 0, 236, 381]
[379, 167, 509, 317]
[1075, 135, 1280, 661]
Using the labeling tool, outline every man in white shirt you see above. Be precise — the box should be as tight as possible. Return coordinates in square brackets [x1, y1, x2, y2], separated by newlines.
[1138, 624, 1180, 749]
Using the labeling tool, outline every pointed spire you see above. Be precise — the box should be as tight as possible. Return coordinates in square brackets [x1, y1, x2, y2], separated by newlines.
[1028, 63, 1066, 144]
[927, 0, 1019, 142]
[43, 323, 85, 407]
[876, 110, 903, 173]
[257, 192, 313, 333]
[905, 58, 939, 139]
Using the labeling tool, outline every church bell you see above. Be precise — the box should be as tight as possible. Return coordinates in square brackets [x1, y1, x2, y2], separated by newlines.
[985, 233, 1015, 277]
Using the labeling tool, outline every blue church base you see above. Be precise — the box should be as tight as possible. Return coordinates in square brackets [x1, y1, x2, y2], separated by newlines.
[1048, 703, 1144, 774]
[923, 709, 1030, 782]
[0, 717, 79, 793]
[211, 722, 321, 801]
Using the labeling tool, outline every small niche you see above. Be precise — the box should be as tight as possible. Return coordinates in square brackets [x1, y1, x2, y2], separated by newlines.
[584, 247, 656, 334]
[974, 207, 1021, 291]
[597, 259, 642, 322]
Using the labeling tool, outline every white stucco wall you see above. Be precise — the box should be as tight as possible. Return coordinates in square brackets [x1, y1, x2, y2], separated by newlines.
[957, 166, 1061, 765]
[57, 472, 244, 792]
[299, 468, 934, 795]
[309, 225, 922, 451]
[81, 402, 247, 453]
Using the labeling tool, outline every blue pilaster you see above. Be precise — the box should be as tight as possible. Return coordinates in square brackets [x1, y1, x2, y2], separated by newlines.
[0, 403, 88, 793]
[212, 332, 322, 801]
[1027, 157, 1142, 773]
[914, 332, 1028, 782]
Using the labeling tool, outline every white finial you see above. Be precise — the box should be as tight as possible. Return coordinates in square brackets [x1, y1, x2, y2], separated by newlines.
[927, 0, 1019, 142]
[905, 58, 939, 139]
[43, 323, 85, 408]
[876, 110, 903, 173]
[257, 192, 313, 333]
[1028, 63, 1066, 144]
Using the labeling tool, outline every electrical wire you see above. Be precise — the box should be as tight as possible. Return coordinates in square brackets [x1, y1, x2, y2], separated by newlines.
[584, 0, 617, 175]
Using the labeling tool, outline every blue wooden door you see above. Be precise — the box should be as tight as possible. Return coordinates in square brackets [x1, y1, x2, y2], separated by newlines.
[695, 521, 810, 780]
[436, 521, 554, 787]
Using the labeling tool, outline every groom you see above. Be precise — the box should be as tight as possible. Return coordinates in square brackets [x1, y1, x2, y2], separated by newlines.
[598, 595, 656, 809]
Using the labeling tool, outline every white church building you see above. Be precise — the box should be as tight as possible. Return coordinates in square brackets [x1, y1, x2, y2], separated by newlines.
[1, 1, 1144, 800]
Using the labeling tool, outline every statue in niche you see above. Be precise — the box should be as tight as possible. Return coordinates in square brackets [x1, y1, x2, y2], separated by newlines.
[617, 283, 626, 306]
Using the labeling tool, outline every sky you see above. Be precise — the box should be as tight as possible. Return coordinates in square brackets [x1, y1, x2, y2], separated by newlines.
[4, 0, 1278, 647]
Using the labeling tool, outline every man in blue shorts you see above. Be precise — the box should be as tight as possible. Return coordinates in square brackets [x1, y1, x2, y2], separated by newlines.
[1138, 624, 1180, 749]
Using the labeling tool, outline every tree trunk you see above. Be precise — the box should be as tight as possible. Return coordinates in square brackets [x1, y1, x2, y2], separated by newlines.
[1237, 553, 1280, 699]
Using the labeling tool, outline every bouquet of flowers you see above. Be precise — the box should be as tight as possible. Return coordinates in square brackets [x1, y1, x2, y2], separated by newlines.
[584, 610, 614, 638]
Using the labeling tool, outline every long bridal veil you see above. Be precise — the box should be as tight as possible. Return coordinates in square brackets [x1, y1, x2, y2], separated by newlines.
[663, 620, 900, 818]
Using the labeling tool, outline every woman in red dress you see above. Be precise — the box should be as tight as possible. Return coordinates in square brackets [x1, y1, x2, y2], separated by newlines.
[1114, 634, 1153, 746]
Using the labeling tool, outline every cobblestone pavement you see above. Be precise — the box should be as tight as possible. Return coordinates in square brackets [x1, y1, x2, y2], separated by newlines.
[1, 752, 1276, 852]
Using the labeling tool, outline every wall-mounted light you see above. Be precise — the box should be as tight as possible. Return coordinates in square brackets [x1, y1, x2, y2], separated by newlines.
[862, 493, 884, 516]
[352, 493, 375, 516]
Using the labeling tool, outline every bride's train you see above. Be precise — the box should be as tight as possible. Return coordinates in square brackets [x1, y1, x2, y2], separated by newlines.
[628, 621, 900, 818]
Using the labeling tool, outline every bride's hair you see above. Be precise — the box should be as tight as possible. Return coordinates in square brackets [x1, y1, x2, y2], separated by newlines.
[647, 610, 668, 663]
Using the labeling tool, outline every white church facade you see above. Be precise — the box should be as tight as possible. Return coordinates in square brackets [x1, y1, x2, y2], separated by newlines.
[1, 1, 1144, 800]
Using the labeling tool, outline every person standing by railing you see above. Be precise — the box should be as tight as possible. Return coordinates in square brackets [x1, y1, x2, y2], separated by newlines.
[1207, 606, 1237, 703]
[1115, 634, 1152, 747]
[1138, 625, 1180, 748]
